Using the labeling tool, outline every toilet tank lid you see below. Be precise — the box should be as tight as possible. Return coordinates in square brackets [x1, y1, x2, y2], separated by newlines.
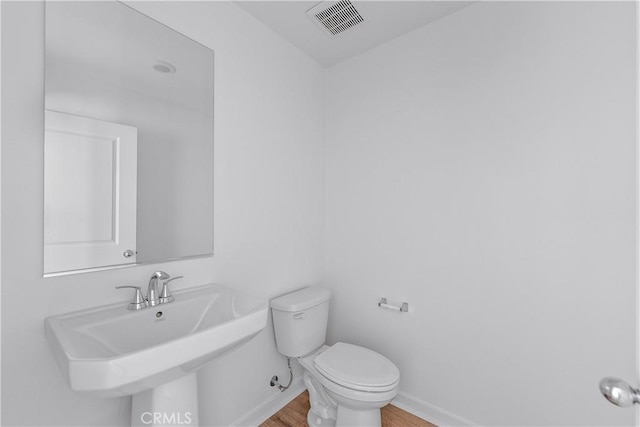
[270, 287, 331, 312]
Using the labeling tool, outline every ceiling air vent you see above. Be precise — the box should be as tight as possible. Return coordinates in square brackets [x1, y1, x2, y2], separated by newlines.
[307, 0, 366, 37]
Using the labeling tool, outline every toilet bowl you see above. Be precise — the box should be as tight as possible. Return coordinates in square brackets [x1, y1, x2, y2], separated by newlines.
[270, 287, 400, 427]
[306, 342, 399, 426]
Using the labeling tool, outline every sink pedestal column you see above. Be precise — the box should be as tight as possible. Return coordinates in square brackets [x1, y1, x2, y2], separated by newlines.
[132, 373, 199, 427]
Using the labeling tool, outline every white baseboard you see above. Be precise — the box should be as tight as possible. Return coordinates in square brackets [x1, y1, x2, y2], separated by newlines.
[231, 377, 306, 427]
[392, 391, 478, 427]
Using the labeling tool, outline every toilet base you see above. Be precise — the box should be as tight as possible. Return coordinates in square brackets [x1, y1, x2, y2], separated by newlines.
[336, 405, 381, 427]
[303, 368, 336, 427]
[307, 409, 336, 427]
[321, 378, 396, 427]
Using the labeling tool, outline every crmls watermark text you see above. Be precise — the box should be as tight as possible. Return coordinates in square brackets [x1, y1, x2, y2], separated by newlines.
[140, 412, 193, 425]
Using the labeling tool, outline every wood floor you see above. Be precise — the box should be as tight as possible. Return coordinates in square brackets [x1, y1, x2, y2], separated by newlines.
[261, 391, 436, 427]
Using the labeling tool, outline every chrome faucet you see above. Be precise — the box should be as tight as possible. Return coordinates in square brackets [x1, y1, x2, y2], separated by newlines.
[147, 271, 170, 307]
[116, 271, 182, 310]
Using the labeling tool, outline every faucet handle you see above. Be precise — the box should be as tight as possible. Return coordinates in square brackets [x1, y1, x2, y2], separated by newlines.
[152, 271, 171, 280]
[159, 276, 183, 304]
[115, 286, 147, 310]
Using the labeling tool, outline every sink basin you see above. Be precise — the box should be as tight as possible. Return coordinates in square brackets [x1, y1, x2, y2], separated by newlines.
[45, 284, 268, 397]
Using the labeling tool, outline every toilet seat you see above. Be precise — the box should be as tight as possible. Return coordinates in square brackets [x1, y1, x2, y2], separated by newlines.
[314, 342, 399, 393]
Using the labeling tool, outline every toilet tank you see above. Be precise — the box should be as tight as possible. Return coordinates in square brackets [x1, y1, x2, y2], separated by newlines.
[270, 287, 331, 357]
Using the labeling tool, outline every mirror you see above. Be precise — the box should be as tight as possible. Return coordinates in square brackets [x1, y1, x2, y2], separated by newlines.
[44, 2, 214, 275]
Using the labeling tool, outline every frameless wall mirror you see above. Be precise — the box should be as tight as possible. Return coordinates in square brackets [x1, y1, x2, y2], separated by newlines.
[44, 2, 214, 276]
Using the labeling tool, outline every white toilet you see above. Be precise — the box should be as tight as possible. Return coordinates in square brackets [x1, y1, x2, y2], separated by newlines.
[270, 287, 400, 427]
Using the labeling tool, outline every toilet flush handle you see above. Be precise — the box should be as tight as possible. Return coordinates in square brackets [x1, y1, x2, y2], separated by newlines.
[293, 312, 306, 320]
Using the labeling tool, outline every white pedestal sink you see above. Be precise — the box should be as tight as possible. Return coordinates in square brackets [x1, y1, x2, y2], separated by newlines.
[45, 284, 268, 426]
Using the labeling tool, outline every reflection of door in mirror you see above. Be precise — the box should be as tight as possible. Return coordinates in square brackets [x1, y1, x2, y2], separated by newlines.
[44, 110, 137, 273]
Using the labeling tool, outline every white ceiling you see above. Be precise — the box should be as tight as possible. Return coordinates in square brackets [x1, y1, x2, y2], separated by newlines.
[235, 1, 476, 67]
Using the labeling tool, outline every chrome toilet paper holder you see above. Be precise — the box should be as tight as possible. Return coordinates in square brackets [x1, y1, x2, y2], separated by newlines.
[378, 297, 409, 313]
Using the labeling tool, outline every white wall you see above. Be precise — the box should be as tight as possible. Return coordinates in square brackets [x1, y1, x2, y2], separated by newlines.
[1, 2, 324, 426]
[324, 2, 637, 426]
